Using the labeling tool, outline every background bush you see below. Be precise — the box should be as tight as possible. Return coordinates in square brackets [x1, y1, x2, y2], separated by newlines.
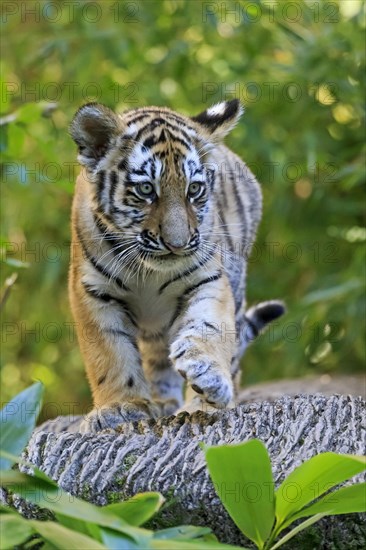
[1, 0, 364, 419]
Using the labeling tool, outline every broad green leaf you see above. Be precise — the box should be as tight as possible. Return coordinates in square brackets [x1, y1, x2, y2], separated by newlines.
[1, 469, 150, 544]
[275, 453, 366, 523]
[0, 468, 58, 490]
[0, 382, 43, 469]
[100, 527, 142, 549]
[105, 492, 164, 526]
[286, 483, 366, 525]
[205, 440, 275, 548]
[0, 451, 59, 484]
[0, 513, 33, 548]
[151, 539, 246, 549]
[54, 512, 96, 538]
[270, 513, 328, 550]
[30, 519, 107, 549]
[154, 525, 212, 540]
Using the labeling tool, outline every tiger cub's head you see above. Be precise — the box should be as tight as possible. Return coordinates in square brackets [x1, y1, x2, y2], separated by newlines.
[70, 99, 242, 270]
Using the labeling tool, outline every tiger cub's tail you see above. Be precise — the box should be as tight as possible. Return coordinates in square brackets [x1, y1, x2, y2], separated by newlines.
[240, 300, 286, 354]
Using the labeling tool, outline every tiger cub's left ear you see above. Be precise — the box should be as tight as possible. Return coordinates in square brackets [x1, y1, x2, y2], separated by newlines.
[191, 99, 244, 141]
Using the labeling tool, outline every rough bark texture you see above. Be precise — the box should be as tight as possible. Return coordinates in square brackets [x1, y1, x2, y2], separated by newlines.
[18, 393, 366, 549]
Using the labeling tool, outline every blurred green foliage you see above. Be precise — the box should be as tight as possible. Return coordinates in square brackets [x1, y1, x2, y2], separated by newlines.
[1, 0, 365, 418]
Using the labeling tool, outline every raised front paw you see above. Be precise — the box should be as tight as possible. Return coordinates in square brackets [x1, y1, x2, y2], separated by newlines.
[80, 399, 160, 433]
[170, 348, 233, 408]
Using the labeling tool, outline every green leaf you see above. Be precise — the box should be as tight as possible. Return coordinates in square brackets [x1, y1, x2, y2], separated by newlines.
[150, 539, 246, 549]
[205, 440, 275, 548]
[1, 469, 151, 544]
[0, 513, 33, 548]
[100, 527, 141, 549]
[0, 382, 43, 469]
[30, 519, 108, 549]
[287, 483, 366, 524]
[275, 453, 366, 523]
[105, 492, 164, 526]
[0, 468, 58, 489]
[270, 513, 328, 550]
[0, 451, 59, 484]
[154, 525, 212, 540]
[54, 512, 96, 539]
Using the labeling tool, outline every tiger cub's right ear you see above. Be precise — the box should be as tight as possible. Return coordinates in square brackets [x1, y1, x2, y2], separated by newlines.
[70, 103, 123, 169]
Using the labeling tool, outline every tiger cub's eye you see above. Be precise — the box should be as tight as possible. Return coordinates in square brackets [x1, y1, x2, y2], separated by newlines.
[188, 182, 204, 198]
[137, 182, 155, 197]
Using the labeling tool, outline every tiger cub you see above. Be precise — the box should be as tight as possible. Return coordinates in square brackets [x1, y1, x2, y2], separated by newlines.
[69, 99, 284, 432]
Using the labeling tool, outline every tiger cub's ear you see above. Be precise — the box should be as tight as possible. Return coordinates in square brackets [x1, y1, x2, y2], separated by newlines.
[70, 103, 123, 169]
[191, 99, 244, 141]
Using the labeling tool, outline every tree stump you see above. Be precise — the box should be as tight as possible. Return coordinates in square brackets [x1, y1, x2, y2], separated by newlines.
[18, 394, 366, 549]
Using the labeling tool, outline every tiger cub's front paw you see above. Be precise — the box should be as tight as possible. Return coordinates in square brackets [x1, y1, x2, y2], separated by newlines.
[80, 399, 161, 433]
[170, 348, 233, 409]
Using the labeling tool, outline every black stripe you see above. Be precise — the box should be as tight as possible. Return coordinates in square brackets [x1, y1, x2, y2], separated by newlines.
[110, 205, 139, 217]
[143, 128, 189, 150]
[98, 374, 107, 385]
[97, 170, 106, 205]
[182, 271, 222, 299]
[125, 113, 151, 125]
[160, 127, 192, 149]
[220, 168, 229, 210]
[83, 283, 114, 303]
[143, 135, 156, 148]
[158, 251, 213, 295]
[76, 225, 129, 291]
[125, 109, 198, 140]
[202, 321, 220, 332]
[93, 213, 121, 250]
[231, 365, 240, 377]
[82, 283, 137, 327]
[216, 195, 235, 254]
[135, 118, 192, 145]
[229, 162, 248, 251]
[104, 328, 139, 350]
[189, 294, 223, 306]
[170, 272, 222, 325]
[208, 169, 215, 192]
[122, 218, 141, 229]
[139, 109, 197, 133]
[109, 170, 118, 211]
[118, 157, 129, 171]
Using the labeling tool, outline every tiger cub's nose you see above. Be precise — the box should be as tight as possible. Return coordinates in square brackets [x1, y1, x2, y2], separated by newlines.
[161, 236, 188, 254]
